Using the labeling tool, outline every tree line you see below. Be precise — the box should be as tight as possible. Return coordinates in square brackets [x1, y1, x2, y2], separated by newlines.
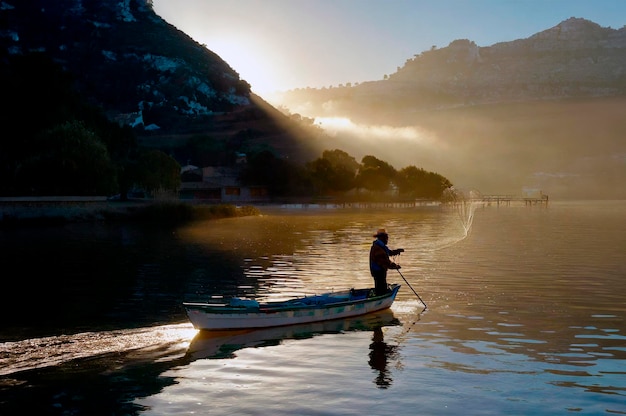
[239, 149, 452, 201]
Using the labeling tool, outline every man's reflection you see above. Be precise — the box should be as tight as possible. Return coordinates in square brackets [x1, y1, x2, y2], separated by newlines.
[368, 326, 399, 388]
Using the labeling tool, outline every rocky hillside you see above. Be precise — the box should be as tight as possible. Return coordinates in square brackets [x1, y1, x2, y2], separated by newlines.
[0, 0, 320, 162]
[391, 18, 626, 102]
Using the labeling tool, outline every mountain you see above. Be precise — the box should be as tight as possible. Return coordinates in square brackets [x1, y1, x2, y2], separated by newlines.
[274, 18, 626, 199]
[278, 18, 626, 118]
[0, 0, 321, 163]
[390, 18, 626, 103]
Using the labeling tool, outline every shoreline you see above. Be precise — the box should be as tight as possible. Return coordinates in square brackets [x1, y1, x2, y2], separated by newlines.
[0, 198, 260, 226]
[0, 198, 442, 226]
[0, 199, 150, 225]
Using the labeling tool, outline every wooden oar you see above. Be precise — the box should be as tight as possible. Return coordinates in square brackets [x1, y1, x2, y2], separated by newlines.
[396, 268, 427, 311]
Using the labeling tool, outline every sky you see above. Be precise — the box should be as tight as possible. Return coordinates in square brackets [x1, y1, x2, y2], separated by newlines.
[151, 0, 626, 98]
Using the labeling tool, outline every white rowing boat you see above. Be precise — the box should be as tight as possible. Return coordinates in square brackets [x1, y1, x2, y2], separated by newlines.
[185, 308, 400, 360]
[183, 284, 401, 330]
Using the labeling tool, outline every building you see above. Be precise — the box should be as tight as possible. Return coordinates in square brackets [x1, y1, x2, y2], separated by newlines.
[179, 157, 269, 202]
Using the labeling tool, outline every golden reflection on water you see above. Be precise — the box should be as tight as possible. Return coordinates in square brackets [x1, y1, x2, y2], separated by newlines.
[174, 203, 626, 371]
[159, 202, 626, 414]
[177, 207, 468, 302]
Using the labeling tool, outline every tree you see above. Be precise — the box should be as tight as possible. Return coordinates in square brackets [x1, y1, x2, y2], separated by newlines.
[306, 149, 359, 195]
[17, 121, 117, 196]
[0, 53, 139, 197]
[356, 155, 397, 193]
[239, 150, 312, 197]
[396, 165, 453, 199]
[135, 150, 181, 196]
[305, 157, 333, 195]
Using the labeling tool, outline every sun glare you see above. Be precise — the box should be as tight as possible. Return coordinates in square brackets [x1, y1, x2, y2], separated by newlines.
[202, 37, 278, 96]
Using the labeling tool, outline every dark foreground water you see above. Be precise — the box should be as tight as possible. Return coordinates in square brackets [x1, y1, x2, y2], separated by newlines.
[0, 200, 624, 415]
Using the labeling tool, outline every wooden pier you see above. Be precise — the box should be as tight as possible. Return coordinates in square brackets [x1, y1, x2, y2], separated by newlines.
[472, 194, 549, 207]
[278, 200, 441, 210]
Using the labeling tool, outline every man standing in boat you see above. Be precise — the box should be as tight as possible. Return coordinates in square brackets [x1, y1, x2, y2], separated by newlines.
[370, 228, 404, 295]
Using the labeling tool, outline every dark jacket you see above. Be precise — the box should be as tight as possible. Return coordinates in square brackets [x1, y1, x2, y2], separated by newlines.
[370, 239, 401, 273]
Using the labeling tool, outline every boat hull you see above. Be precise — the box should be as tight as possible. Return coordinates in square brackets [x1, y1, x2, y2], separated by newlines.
[186, 308, 400, 360]
[184, 284, 400, 330]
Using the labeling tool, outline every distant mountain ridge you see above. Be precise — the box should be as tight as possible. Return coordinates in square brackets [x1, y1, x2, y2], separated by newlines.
[278, 17, 626, 117]
[392, 18, 626, 101]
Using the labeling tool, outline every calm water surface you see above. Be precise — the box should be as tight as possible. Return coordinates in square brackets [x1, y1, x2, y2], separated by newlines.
[0, 200, 624, 415]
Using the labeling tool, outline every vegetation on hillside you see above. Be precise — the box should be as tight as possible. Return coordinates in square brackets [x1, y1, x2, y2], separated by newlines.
[0, 53, 178, 198]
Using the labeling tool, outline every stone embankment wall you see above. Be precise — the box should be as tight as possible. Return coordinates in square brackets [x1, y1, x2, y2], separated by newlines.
[0, 197, 139, 223]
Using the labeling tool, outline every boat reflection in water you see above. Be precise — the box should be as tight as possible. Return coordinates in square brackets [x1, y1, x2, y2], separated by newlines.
[186, 309, 401, 362]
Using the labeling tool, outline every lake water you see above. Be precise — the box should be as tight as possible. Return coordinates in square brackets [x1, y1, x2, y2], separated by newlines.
[0, 200, 624, 415]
